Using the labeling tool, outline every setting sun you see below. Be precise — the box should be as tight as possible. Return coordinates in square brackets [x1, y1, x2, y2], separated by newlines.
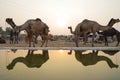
[59, 50, 64, 54]
[56, 18, 66, 27]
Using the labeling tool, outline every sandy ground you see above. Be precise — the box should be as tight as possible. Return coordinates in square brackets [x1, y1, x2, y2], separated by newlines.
[0, 40, 119, 47]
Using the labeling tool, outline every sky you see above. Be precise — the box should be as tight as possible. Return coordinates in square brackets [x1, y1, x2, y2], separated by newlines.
[0, 0, 120, 35]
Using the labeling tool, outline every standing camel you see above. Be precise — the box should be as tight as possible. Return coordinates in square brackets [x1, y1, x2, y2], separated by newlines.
[6, 18, 49, 47]
[68, 18, 119, 47]
[98, 28, 120, 46]
[6, 18, 19, 44]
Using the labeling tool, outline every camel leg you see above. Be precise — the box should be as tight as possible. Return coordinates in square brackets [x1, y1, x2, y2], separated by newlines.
[116, 37, 119, 47]
[28, 34, 32, 47]
[116, 33, 120, 46]
[92, 32, 95, 47]
[32, 36, 36, 47]
[16, 36, 19, 44]
[68, 50, 72, 55]
[28, 37, 31, 47]
[83, 33, 87, 45]
[10, 39, 12, 44]
[45, 39, 48, 47]
[104, 36, 108, 46]
[97, 56, 119, 68]
[41, 40, 45, 47]
[92, 50, 99, 55]
[13, 37, 15, 44]
[46, 36, 49, 47]
[33, 41, 35, 47]
[75, 35, 79, 47]
[116, 42, 119, 46]
[41, 36, 48, 47]
[34, 37, 37, 44]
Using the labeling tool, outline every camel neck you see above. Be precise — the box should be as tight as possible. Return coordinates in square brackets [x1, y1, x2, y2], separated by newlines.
[19, 25, 26, 31]
[18, 19, 36, 31]
[100, 25, 110, 30]
[7, 21, 16, 29]
[18, 23, 29, 31]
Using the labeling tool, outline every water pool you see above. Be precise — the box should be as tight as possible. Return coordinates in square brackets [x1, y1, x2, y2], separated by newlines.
[0, 50, 120, 80]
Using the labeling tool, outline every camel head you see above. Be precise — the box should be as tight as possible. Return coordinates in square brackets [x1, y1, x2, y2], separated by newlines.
[6, 18, 16, 28]
[108, 18, 120, 27]
[68, 26, 74, 34]
[44, 24, 50, 35]
[6, 18, 12, 23]
[68, 26, 72, 29]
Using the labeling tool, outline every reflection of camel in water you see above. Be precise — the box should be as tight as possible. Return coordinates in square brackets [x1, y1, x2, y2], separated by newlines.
[7, 50, 49, 70]
[70, 50, 119, 68]
[102, 50, 119, 56]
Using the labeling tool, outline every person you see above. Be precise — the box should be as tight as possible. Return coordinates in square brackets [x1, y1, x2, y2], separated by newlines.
[0, 35, 6, 43]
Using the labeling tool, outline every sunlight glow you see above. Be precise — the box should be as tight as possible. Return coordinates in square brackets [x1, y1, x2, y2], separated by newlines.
[57, 18, 66, 27]
[59, 50, 64, 54]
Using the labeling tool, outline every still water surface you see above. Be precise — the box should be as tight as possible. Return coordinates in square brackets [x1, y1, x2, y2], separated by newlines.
[0, 50, 120, 80]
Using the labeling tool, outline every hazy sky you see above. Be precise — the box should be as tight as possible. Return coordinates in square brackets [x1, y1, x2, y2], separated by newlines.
[0, 0, 120, 35]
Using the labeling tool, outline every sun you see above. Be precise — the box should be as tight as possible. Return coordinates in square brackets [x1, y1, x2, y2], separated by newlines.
[59, 50, 64, 54]
[56, 18, 66, 27]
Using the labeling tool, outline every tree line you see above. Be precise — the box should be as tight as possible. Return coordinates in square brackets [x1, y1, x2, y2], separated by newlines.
[0, 27, 12, 35]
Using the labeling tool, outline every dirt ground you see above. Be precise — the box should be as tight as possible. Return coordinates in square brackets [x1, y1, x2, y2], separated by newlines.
[0, 40, 119, 47]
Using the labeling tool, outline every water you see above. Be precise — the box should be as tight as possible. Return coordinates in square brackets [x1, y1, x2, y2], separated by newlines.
[0, 50, 120, 80]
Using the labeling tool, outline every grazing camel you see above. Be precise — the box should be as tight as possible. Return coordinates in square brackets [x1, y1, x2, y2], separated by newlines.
[68, 18, 119, 47]
[6, 18, 19, 44]
[6, 18, 49, 47]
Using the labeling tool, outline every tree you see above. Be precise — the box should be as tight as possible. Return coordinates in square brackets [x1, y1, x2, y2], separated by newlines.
[0, 27, 5, 34]
[0, 27, 3, 33]
[5, 27, 12, 35]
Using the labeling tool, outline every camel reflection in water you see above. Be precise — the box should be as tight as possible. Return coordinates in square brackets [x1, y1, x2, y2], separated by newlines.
[68, 50, 119, 68]
[7, 50, 49, 70]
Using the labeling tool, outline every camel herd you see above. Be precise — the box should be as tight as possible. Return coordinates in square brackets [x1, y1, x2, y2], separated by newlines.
[5, 18, 120, 47]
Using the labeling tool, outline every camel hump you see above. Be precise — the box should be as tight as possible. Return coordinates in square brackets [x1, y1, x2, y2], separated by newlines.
[36, 18, 42, 22]
[44, 23, 49, 28]
[83, 19, 89, 22]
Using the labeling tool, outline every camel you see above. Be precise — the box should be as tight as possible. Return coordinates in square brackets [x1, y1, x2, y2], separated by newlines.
[68, 18, 119, 47]
[7, 50, 49, 70]
[98, 28, 120, 46]
[6, 18, 19, 44]
[6, 18, 49, 47]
